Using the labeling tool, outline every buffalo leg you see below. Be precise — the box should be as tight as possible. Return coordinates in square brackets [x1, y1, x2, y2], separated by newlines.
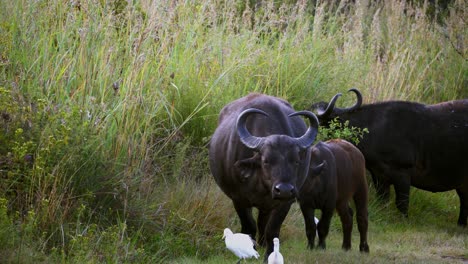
[317, 207, 334, 249]
[299, 202, 317, 249]
[393, 176, 410, 217]
[263, 201, 293, 261]
[456, 188, 468, 227]
[257, 209, 271, 246]
[233, 202, 257, 239]
[371, 171, 390, 202]
[337, 202, 353, 250]
[354, 189, 369, 252]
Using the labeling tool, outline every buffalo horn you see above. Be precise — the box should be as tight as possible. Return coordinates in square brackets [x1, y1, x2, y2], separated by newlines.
[317, 88, 363, 117]
[317, 93, 342, 117]
[236, 108, 268, 150]
[288, 111, 319, 149]
[342, 88, 363, 111]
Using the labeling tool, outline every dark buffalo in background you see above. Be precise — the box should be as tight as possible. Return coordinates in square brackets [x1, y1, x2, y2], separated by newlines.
[311, 89, 468, 226]
[299, 139, 369, 252]
[209, 93, 319, 259]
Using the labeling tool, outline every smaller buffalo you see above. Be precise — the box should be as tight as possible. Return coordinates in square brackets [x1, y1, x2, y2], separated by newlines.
[298, 139, 369, 252]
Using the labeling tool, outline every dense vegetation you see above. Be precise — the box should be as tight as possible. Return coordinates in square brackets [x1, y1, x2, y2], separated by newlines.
[0, 0, 466, 263]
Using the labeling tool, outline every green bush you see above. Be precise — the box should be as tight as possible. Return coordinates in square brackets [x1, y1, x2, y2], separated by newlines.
[318, 117, 369, 145]
[0, 198, 16, 249]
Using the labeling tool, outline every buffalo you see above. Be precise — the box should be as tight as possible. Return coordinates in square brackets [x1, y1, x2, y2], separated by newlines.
[299, 139, 369, 252]
[311, 89, 468, 226]
[209, 93, 319, 259]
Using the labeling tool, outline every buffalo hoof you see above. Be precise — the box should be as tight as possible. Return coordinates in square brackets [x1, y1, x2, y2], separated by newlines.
[342, 244, 351, 251]
[318, 241, 326, 250]
[360, 243, 370, 253]
[457, 219, 467, 227]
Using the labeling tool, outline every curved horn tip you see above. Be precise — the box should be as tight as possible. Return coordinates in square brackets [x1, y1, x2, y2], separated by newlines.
[330, 93, 343, 103]
[347, 88, 362, 97]
[289, 111, 319, 149]
[316, 93, 342, 117]
[288, 111, 319, 125]
[332, 93, 343, 99]
[236, 108, 269, 150]
[345, 88, 363, 110]
[238, 108, 269, 118]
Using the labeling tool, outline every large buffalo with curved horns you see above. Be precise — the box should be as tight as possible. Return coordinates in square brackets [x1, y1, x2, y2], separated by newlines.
[209, 93, 319, 259]
[311, 89, 468, 226]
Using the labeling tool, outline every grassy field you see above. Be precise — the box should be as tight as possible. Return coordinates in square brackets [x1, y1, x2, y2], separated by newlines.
[0, 0, 466, 263]
[169, 186, 467, 264]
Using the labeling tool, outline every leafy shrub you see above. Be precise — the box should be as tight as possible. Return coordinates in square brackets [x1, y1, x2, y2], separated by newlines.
[0, 198, 16, 249]
[318, 117, 369, 145]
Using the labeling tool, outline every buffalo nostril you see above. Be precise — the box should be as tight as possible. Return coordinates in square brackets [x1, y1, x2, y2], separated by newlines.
[273, 184, 295, 198]
[290, 186, 296, 195]
[289, 187, 296, 196]
[274, 185, 281, 194]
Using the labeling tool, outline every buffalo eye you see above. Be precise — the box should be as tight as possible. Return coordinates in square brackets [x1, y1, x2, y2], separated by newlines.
[292, 159, 300, 167]
[289, 154, 300, 166]
[262, 154, 274, 167]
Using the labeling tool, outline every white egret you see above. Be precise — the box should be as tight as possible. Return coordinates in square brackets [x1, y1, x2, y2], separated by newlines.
[267, 237, 284, 264]
[315, 216, 319, 236]
[223, 228, 259, 263]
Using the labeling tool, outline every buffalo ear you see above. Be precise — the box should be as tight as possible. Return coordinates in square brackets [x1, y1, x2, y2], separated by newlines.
[235, 153, 261, 181]
[310, 160, 326, 175]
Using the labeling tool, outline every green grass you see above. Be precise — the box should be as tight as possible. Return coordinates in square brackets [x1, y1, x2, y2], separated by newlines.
[168, 184, 468, 264]
[0, 0, 466, 263]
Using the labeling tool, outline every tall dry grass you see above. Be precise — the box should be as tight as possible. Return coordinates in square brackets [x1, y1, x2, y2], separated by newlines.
[0, 0, 466, 262]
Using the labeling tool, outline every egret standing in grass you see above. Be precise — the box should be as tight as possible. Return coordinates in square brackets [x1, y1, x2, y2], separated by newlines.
[267, 237, 284, 264]
[315, 216, 319, 237]
[223, 228, 259, 263]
